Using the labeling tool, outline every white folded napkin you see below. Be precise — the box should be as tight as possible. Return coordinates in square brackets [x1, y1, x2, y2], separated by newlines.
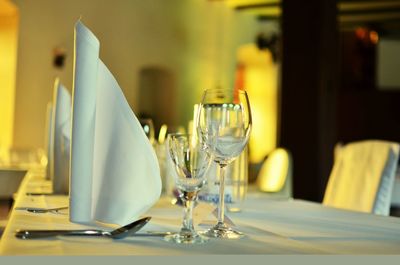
[44, 102, 53, 180]
[51, 78, 71, 194]
[70, 21, 162, 226]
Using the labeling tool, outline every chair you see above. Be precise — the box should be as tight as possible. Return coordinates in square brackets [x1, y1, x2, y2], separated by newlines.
[0, 220, 6, 239]
[0, 169, 27, 238]
[323, 140, 400, 216]
[390, 166, 400, 212]
[0, 204, 10, 240]
[0, 169, 27, 199]
[256, 148, 293, 199]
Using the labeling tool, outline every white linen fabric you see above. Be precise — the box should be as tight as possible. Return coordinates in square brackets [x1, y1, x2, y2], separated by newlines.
[2, 172, 400, 255]
[70, 21, 161, 226]
[323, 140, 400, 215]
[51, 79, 71, 194]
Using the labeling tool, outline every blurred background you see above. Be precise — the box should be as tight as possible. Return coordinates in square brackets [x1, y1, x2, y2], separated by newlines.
[1, 0, 400, 205]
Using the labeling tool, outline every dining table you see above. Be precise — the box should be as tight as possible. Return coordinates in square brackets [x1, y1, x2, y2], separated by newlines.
[1, 168, 400, 255]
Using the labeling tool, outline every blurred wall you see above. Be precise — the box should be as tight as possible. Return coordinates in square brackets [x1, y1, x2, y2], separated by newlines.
[377, 38, 400, 90]
[11, 0, 258, 148]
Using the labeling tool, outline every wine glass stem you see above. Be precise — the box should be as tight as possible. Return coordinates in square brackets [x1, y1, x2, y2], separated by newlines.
[217, 164, 227, 225]
[182, 193, 196, 232]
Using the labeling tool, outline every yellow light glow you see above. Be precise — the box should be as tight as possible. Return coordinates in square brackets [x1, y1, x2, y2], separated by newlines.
[257, 148, 289, 192]
[238, 7, 281, 16]
[158, 124, 168, 144]
[0, 0, 19, 149]
[224, 0, 281, 16]
[237, 44, 278, 163]
[225, 0, 280, 8]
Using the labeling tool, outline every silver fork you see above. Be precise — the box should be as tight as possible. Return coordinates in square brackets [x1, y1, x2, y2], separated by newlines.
[14, 206, 69, 213]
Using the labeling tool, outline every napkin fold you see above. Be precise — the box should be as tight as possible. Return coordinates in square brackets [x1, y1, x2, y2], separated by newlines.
[44, 102, 53, 180]
[70, 21, 162, 226]
[51, 78, 71, 194]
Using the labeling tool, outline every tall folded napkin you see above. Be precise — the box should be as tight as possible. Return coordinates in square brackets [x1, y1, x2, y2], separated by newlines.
[51, 78, 71, 194]
[70, 21, 162, 226]
[44, 102, 54, 180]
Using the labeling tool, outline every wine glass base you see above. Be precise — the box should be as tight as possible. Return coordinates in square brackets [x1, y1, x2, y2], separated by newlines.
[202, 223, 244, 239]
[164, 232, 209, 244]
[227, 206, 242, 213]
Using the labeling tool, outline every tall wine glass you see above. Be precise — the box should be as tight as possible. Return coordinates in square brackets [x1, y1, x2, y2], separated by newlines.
[165, 133, 212, 244]
[196, 88, 252, 239]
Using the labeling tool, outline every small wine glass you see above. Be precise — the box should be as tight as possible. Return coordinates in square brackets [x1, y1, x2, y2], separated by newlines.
[165, 133, 212, 244]
[196, 88, 252, 239]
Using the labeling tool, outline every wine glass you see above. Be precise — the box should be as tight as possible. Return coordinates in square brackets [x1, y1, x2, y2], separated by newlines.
[196, 88, 252, 239]
[165, 133, 212, 244]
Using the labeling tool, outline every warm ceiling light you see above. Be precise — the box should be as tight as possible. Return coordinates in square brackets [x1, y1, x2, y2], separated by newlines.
[370, 30, 379, 44]
[355, 27, 367, 40]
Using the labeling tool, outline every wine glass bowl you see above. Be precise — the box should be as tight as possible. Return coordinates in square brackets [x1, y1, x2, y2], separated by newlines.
[164, 133, 212, 244]
[196, 89, 252, 239]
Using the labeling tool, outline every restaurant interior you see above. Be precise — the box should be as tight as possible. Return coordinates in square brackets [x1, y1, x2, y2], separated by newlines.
[0, 0, 400, 255]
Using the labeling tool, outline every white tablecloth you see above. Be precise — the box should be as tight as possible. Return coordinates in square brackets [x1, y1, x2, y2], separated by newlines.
[1, 171, 400, 255]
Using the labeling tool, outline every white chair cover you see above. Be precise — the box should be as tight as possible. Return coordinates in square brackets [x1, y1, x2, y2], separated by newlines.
[323, 140, 400, 215]
[256, 148, 292, 199]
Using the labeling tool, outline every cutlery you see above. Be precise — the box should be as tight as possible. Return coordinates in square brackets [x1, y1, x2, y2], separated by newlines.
[15, 216, 151, 240]
[14, 206, 69, 213]
[26, 192, 56, 196]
